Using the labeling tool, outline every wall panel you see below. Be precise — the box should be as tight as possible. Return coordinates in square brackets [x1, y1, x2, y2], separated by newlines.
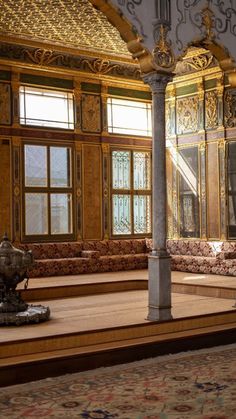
[82, 144, 102, 240]
[0, 140, 11, 237]
[207, 142, 220, 239]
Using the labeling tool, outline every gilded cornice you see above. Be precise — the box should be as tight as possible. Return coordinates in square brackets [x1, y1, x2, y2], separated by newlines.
[0, 42, 141, 82]
[168, 67, 223, 88]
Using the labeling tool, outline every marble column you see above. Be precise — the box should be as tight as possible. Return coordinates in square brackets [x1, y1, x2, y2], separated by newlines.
[143, 71, 172, 321]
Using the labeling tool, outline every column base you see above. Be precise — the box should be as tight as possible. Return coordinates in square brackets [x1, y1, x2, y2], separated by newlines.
[147, 254, 172, 322]
[147, 306, 172, 322]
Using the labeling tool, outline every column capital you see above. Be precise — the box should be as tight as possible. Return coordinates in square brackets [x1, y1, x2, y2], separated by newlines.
[142, 72, 173, 94]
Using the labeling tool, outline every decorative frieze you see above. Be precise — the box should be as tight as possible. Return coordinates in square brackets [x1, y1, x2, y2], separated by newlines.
[0, 43, 140, 81]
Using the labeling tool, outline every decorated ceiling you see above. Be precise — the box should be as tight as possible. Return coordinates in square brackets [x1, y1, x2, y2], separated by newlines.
[0, 0, 131, 59]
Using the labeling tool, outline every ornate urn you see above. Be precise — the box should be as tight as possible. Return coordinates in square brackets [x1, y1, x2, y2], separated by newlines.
[0, 234, 50, 325]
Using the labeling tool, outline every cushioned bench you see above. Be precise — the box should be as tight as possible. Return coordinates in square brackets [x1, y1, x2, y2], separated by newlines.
[166, 239, 236, 276]
[19, 239, 148, 278]
[19, 238, 236, 278]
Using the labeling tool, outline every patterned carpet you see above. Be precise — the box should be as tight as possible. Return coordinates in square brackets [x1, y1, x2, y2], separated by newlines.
[1, 344, 236, 418]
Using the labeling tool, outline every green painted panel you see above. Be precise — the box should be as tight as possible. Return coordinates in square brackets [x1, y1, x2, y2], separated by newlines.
[0, 71, 11, 81]
[205, 79, 217, 90]
[108, 86, 151, 100]
[81, 82, 101, 93]
[20, 74, 73, 89]
[176, 84, 197, 96]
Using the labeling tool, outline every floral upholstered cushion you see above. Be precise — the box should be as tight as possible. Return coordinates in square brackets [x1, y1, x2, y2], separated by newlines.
[81, 250, 100, 259]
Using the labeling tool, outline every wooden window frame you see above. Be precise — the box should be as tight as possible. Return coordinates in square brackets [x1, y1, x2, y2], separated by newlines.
[111, 148, 152, 238]
[22, 141, 76, 242]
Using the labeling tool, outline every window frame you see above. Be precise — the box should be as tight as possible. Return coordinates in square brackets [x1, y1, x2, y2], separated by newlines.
[19, 85, 75, 130]
[177, 145, 200, 239]
[227, 141, 236, 239]
[110, 147, 152, 238]
[22, 141, 76, 242]
[107, 96, 152, 137]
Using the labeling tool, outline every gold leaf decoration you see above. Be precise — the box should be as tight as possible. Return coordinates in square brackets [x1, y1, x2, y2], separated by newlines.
[187, 54, 213, 70]
[177, 96, 199, 134]
[82, 59, 120, 74]
[0, 83, 11, 125]
[23, 48, 65, 66]
[205, 91, 218, 128]
[81, 94, 101, 133]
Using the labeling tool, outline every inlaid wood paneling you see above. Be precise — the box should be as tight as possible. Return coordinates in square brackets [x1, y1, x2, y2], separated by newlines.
[82, 144, 102, 239]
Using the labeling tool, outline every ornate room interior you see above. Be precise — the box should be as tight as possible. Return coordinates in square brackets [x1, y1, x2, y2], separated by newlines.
[0, 0, 236, 388]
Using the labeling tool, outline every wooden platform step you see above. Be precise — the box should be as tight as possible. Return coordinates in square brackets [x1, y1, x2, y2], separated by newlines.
[1, 309, 236, 387]
[20, 275, 236, 301]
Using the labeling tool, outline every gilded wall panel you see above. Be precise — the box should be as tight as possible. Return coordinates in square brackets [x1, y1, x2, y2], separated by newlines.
[176, 96, 199, 134]
[165, 101, 172, 137]
[224, 89, 236, 128]
[12, 141, 21, 242]
[81, 94, 101, 133]
[82, 144, 102, 240]
[218, 140, 227, 240]
[102, 143, 110, 239]
[199, 143, 207, 239]
[0, 141, 11, 238]
[75, 142, 82, 240]
[0, 83, 11, 125]
[166, 149, 173, 238]
[207, 142, 220, 239]
[205, 91, 218, 129]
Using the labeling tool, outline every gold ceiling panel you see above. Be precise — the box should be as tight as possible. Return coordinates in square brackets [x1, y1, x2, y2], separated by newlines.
[0, 0, 131, 58]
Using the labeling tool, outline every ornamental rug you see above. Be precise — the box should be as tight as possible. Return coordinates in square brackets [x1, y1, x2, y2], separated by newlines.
[1, 344, 236, 419]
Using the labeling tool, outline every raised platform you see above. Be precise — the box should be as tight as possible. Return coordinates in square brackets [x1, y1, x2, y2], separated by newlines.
[1, 270, 236, 387]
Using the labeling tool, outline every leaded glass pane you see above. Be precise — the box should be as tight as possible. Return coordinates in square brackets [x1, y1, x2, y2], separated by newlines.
[107, 98, 152, 136]
[24, 145, 47, 187]
[112, 194, 131, 234]
[25, 193, 48, 235]
[133, 195, 151, 234]
[112, 151, 130, 189]
[50, 194, 72, 234]
[50, 147, 71, 187]
[20, 86, 74, 129]
[133, 152, 151, 190]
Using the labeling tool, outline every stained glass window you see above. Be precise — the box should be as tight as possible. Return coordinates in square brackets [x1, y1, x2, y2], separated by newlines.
[23, 144, 73, 238]
[111, 149, 151, 236]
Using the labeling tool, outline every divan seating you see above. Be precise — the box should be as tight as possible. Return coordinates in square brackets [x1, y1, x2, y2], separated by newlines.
[19, 239, 148, 278]
[166, 239, 236, 276]
[19, 238, 236, 278]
